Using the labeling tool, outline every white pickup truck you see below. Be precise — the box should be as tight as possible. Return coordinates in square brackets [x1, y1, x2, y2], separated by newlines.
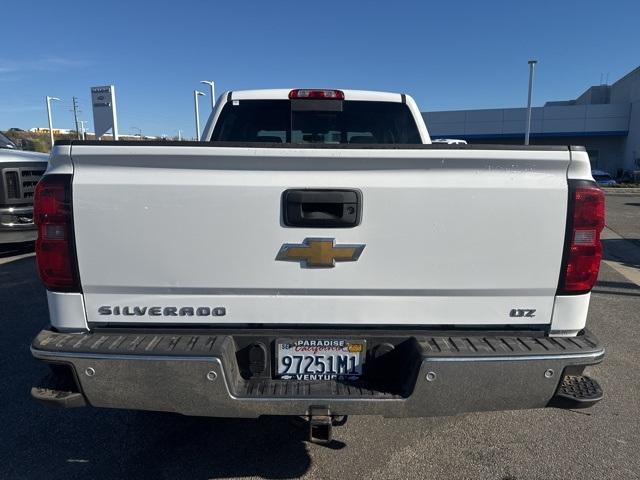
[0, 132, 47, 244]
[31, 89, 605, 443]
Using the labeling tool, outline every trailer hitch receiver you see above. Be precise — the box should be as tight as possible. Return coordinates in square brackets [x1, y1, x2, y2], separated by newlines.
[308, 406, 333, 445]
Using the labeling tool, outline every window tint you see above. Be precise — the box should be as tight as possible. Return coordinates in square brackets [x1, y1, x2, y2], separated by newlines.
[210, 100, 421, 144]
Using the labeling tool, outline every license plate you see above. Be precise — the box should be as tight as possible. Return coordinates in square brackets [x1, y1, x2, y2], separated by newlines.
[277, 339, 365, 380]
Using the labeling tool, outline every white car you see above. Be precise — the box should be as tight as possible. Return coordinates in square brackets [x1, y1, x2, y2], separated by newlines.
[591, 169, 617, 187]
[30, 89, 604, 443]
[431, 138, 467, 144]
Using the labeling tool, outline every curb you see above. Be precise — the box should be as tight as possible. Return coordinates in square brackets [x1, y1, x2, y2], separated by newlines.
[603, 188, 640, 195]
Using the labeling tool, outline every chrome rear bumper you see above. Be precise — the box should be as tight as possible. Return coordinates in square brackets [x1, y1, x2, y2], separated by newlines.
[31, 328, 604, 418]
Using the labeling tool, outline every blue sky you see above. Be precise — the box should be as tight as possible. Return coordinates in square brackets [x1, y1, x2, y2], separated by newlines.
[1, 0, 638, 137]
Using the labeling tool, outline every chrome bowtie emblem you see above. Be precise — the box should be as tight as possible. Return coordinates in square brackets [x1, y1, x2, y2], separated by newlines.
[276, 238, 365, 268]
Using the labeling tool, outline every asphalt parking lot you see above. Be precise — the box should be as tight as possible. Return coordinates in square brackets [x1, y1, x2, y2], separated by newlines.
[1, 193, 638, 480]
[604, 193, 640, 245]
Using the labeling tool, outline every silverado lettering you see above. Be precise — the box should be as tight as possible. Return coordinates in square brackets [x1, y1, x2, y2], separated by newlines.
[98, 306, 227, 316]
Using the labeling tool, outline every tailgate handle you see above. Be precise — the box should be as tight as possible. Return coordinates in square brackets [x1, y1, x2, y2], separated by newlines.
[282, 189, 361, 228]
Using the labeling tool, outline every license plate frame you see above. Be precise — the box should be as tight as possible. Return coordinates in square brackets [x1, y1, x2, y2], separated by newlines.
[276, 338, 366, 380]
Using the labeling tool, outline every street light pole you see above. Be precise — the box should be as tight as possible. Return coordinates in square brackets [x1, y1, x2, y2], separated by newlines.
[194, 90, 205, 141]
[200, 80, 215, 110]
[71, 96, 81, 140]
[46, 96, 60, 148]
[131, 126, 142, 140]
[524, 60, 537, 146]
[78, 120, 87, 140]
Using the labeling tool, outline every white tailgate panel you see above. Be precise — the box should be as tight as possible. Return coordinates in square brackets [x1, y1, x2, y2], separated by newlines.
[71, 146, 569, 326]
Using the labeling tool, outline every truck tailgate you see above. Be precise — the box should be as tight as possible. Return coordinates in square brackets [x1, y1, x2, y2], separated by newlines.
[70, 145, 570, 326]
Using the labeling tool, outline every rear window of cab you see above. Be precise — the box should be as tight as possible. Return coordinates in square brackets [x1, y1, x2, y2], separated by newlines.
[210, 99, 421, 144]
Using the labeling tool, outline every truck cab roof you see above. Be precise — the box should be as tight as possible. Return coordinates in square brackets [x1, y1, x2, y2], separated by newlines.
[226, 89, 406, 103]
[204, 88, 430, 144]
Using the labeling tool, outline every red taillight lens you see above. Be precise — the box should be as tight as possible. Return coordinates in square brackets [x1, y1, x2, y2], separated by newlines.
[558, 183, 605, 294]
[34, 174, 79, 292]
[289, 89, 345, 100]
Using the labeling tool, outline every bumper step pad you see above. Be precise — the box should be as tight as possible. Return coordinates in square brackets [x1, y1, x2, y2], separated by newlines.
[31, 369, 87, 408]
[32, 329, 602, 357]
[551, 375, 603, 408]
[31, 387, 86, 408]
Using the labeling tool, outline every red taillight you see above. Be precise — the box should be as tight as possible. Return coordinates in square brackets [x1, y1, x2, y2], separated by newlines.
[558, 183, 605, 294]
[288, 89, 345, 100]
[34, 174, 80, 292]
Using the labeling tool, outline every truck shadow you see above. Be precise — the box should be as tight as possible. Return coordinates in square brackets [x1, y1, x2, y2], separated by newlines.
[601, 238, 640, 270]
[591, 278, 640, 297]
[38, 412, 314, 480]
[0, 241, 34, 259]
[0, 257, 313, 480]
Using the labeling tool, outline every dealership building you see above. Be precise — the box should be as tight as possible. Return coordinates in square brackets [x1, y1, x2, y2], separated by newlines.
[423, 65, 640, 176]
